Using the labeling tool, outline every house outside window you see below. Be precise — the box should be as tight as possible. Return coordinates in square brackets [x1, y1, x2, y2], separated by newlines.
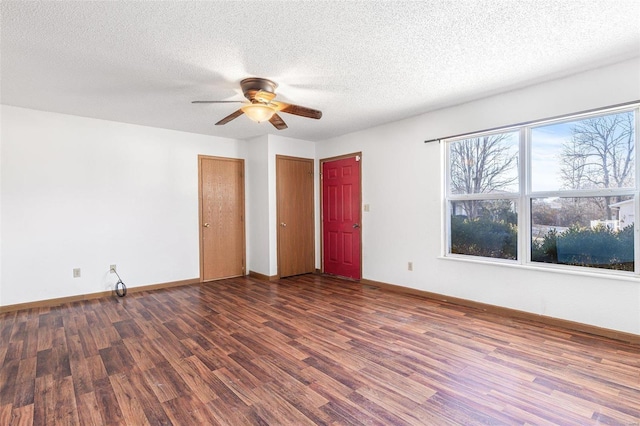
[444, 104, 638, 274]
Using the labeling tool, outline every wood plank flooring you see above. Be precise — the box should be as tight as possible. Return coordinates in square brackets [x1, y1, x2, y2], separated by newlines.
[1, 274, 639, 425]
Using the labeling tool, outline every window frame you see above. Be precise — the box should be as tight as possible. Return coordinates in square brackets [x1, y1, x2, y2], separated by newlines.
[443, 103, 640, 276]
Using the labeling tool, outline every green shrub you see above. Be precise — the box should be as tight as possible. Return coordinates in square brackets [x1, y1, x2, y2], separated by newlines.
[531, 228, 558, 263]
[531, 224, 634, 271]
[451, 216, 517, 260]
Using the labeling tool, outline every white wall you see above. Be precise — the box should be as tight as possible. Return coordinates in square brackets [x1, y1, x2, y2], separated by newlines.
[246, 135, 270, 276]
[0, 106, 245, 306]
[316, 57, 640, 335]
[0, 107, 2, 307]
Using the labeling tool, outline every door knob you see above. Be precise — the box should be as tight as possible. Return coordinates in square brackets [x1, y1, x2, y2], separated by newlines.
[280, 222, 287, 227]
[353, 223, 360, 228]
[203, 223, 210, 228]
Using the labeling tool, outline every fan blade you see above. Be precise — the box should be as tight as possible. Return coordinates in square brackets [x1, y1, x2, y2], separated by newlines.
[273, 102, 322, 119]
[215, 109, 244, 125]
[269, 113, 288, 130]
[254, 90, 276, 103]
[192, 100, 243, 104]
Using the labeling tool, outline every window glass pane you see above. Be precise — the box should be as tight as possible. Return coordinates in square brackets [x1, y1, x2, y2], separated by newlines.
[450, 200, 517, 260]
[531, 196, 634, 271]
[531, 111, 635, 192]
[448, 132, 519, 195]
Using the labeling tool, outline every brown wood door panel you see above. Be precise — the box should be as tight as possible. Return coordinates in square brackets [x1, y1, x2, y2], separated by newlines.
[277, 155, 315, 278]
[199, 156, 245, 281]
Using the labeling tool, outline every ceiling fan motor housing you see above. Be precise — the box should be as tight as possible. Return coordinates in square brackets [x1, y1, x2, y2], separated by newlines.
[241, 77, 277, 100]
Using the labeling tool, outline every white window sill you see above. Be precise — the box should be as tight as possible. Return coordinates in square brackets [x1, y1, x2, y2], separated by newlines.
[438, 254, 640, 283]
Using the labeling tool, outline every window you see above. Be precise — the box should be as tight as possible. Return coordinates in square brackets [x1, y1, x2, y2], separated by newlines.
[445, 105, 638, 274]
[447, 131, 519, 260]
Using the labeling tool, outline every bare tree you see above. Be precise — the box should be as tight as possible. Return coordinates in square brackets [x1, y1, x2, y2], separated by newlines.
[560, 137, 588, 190]
[450, 134, 518, 219]
[560, 111, 634, 219]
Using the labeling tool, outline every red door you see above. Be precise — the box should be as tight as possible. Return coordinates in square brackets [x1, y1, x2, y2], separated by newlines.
[322, 156, 361, 279]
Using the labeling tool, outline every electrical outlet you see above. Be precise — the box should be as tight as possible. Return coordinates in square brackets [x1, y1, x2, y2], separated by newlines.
[110, 264, 117, 273]
[408, 262, 413, 271]
[73, 268, 81, 278]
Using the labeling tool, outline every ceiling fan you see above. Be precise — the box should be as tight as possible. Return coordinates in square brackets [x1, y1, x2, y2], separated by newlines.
[192, 77, 322, 130]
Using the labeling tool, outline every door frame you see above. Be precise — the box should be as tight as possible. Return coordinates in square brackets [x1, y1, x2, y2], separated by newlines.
[319, 152, 363, 279]
[198, 155, 246, 282]
[276, 154, 316, 278]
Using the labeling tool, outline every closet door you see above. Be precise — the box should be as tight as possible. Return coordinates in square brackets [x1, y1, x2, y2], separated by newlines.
[277, 155, 315, 278]
[199, 156, 245, 281]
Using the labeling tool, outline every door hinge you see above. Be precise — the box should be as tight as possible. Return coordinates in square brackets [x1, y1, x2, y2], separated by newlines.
[356, 155, 361, 162]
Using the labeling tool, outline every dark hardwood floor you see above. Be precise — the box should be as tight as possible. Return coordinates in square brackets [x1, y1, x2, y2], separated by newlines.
[1, 274, 639, 425]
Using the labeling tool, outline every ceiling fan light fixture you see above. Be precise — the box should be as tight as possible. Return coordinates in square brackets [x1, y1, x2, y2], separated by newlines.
[241, 104, 275, 123]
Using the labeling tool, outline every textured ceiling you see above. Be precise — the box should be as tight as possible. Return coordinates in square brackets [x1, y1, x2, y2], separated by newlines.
[1, 1, 639, 141]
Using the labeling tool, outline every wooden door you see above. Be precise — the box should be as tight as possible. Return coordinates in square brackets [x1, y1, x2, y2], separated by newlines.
[199, 156, 245, 281]
[322, 155, 361, 280]
[277, 155, 315, 278]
